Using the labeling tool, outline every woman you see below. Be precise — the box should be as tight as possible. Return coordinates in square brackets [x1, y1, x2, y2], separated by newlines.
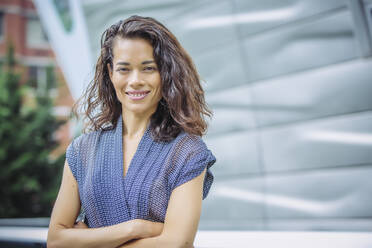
[47, 15, 216, 248]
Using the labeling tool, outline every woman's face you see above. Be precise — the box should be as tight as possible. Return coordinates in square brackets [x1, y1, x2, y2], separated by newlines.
[108, 37, 162, 117]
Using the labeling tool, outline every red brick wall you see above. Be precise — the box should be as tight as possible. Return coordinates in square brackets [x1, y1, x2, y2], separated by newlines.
[0, 0, 54, 57]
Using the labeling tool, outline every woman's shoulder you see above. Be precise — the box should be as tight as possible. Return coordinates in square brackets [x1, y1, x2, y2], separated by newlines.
[166, 131, 216, 198]
[170, 131, 210, 155]
[68, 129, 102, 154]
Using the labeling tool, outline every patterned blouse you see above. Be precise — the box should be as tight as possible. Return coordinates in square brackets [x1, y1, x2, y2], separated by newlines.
[66, 114, 216, 228]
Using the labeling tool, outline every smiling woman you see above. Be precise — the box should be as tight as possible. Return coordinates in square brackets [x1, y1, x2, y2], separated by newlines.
[46, 15, 216, 248]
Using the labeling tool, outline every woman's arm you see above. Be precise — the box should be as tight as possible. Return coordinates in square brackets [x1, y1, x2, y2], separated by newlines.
[47, 160, 163, 248]
[118, 169, 207, 248]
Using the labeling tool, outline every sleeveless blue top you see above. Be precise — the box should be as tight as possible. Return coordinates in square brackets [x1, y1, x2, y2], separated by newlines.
[66, 114, 216, 228]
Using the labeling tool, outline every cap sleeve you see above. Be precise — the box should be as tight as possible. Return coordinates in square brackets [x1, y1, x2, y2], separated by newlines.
[66, 137, 80, 182]
[169, 139, 216, 199]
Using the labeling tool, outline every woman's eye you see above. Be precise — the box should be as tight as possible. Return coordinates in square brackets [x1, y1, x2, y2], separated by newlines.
[144, 67, 156, 71]
[118, 68, 129, 72]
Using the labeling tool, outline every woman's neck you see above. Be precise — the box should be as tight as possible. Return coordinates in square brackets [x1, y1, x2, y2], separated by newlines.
[121, 110, 151, 139]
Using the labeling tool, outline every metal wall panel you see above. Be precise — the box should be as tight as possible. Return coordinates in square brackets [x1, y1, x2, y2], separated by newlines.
[251, 59, 372, 127]
[233, 0, 348, 37]
[265, 166, 372, 218]
[207, 108, 256, 136]
[193, 41, 245, 92]
[243, 10, 357, 83]
[206, 85, 256, 135]
[205, 131, 261, 176]
[260, 112, 372, 172]
[166, 0, 237, 55]
[199, 177, 266, 230]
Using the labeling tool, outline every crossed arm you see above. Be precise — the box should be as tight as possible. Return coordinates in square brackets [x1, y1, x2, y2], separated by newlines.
[117, 167, 205, 248]
[47, 160, 206, 248]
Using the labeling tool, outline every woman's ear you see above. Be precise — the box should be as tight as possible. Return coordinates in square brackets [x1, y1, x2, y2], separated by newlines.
[107, 63, 113, 81]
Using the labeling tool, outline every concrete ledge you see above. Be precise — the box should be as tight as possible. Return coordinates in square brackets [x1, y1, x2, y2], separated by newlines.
[1, 227, 372, 248]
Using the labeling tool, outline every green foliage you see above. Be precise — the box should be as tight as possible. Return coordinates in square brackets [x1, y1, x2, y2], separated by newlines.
[0, 43, 65, 217]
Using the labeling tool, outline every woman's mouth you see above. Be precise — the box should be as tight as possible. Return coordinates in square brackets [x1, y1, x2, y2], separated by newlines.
[125, 90, 150, 100]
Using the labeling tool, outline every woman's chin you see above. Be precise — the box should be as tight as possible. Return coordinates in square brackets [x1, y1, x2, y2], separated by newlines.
[123, 105, 155, 116]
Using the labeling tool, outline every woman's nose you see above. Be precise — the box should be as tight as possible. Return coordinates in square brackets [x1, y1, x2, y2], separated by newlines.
[128, 70, 144, 86]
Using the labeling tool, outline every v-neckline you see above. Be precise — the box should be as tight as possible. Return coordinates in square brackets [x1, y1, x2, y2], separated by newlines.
[122, 135, 142, 179]
[118, 115, 150, 181]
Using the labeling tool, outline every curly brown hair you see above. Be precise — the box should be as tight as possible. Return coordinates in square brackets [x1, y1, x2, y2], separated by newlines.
[73, 15, 212, 141]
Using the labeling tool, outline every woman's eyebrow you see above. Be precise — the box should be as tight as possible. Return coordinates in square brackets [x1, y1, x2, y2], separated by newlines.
[142, 60, 155, 65]
[116, 62, 130, 66]
[116, 60, 155, 66]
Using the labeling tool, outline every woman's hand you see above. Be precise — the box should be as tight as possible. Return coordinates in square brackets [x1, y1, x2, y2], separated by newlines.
[131, 219, 163, 239]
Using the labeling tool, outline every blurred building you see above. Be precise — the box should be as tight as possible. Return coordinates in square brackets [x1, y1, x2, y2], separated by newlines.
[0, 0, 74, 156]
